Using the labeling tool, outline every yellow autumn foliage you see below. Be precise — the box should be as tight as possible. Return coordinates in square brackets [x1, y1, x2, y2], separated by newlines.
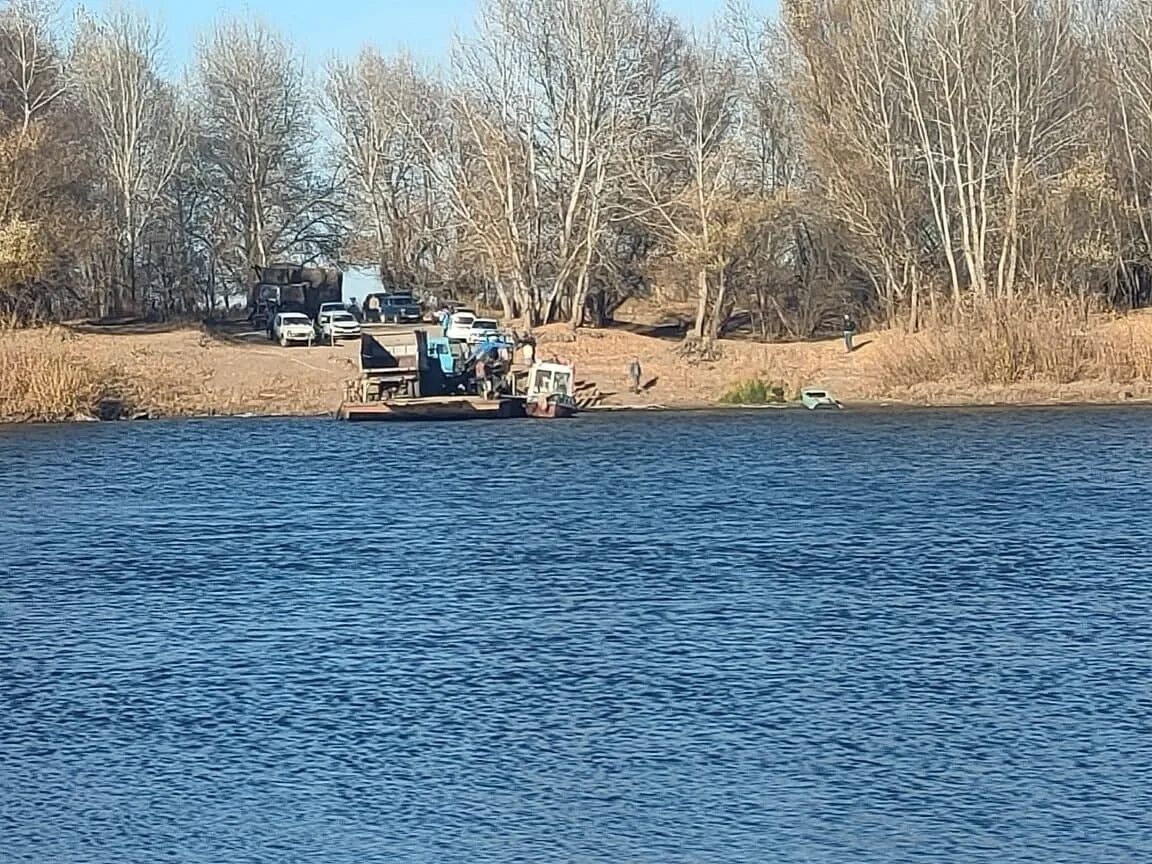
[0, 218, 49, 288]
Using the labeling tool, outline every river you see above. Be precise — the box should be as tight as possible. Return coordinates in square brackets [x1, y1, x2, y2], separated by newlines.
[2, 408, 1151, 862]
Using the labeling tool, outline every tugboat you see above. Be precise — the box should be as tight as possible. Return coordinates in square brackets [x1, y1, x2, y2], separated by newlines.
[524, 361, 578, 418]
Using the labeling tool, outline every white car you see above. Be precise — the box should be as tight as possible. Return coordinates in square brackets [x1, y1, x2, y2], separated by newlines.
[445, 311, 476, 341]
[272, 312, 315, 346]
[465, 318, 501, 345]
[316, 310, 361, 341]
[317, 302, 347, 319]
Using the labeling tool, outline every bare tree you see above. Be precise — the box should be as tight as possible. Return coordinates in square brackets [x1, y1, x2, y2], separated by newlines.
[1099, 0, 1152, 297]
[0, 0, 65, 139]
[627, 33, 743, 338]
[325, 49, 447, 292]
[418, 0, 678, 325]
[786, 0, 930, 327]
[724, 0, 802, 196]
[72, 7, 185, 315]
[196, 19, 341, 303]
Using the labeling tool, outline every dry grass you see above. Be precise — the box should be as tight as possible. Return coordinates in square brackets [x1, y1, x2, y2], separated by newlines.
[0, 328, 227, 421]
[876, 295, 1152, 388]
[0, 330, 129, 421]
[1, 325, 355, 422]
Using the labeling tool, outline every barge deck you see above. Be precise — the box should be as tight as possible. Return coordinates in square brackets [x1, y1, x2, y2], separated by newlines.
[337, 395, 525, 421]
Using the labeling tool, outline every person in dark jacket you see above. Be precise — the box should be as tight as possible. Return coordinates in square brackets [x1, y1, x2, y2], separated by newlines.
[842, 314, 857, 353]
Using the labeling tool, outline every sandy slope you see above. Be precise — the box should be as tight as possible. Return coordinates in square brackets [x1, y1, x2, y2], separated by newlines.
[6, 309, 1152, 421]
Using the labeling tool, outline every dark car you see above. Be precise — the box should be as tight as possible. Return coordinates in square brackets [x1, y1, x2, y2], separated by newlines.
[365, 293, 422, 323]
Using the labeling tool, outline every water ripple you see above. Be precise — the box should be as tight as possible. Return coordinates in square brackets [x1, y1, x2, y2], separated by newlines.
[2, 408, 1152, 862]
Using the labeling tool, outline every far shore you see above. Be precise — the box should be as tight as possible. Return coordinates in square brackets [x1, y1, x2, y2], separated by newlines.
[5, 391, 1152, 428]
[6, 305, 1152, 424]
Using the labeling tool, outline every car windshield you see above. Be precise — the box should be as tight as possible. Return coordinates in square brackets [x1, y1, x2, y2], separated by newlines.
[384, 296, 413, 304]
[332, 313, 354, 323]
[472, 320, 498, 330]
[454, 315, 474, 324]
[282, 315, 309, 324]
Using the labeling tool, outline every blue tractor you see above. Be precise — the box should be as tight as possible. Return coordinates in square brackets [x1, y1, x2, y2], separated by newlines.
[420, 333, 515, 397]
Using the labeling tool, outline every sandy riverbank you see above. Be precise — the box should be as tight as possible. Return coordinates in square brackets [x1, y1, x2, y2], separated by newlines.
[4, 308, 1152, 422]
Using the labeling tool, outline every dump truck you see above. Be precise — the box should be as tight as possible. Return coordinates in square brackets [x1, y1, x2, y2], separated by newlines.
[249, 262, 342, 328]
[358, 329, 432, 401]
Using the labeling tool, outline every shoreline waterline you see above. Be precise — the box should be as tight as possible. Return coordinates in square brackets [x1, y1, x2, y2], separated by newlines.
[7, 396, 1152, 426]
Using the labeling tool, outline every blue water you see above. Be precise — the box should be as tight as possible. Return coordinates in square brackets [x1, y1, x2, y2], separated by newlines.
[2, 409, 1152, 863]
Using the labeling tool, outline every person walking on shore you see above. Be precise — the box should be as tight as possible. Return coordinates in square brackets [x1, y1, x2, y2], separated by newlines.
[628, 357, 642, 393]
[842, 313, 857, 353]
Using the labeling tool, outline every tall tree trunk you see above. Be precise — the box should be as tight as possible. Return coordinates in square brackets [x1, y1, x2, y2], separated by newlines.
[692, 267, 709, 339]
[568, 269, 591, 330]
[708, 267, 728, 338]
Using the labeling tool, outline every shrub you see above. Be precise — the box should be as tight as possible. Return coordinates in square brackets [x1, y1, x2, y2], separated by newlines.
[719, 376, 786, 404]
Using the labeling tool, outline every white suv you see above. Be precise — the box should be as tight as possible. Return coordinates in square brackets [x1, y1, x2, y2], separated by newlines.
[445, 311, 476, 341]
[465, 318, 501, 345]
[272, 312, 315, 346]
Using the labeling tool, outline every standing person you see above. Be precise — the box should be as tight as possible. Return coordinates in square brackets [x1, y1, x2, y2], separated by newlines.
[521, 339, 535, 368]
[628, 357, 642, 394]
[366, 294, 381, 322]
[842, 313, 857, 353]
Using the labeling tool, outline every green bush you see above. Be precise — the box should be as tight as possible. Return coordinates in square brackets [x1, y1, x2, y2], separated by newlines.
[719, 377, 786, 404]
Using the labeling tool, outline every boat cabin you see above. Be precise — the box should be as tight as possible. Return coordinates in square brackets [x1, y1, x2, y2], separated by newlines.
[527, 362, 574, 398]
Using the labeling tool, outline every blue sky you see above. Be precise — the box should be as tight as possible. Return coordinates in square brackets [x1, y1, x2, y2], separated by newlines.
[63, 0, 778, 76]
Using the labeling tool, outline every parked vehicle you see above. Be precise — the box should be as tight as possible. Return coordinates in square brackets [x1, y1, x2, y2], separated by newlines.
[317, 310, 362, 341]
[249, 263, 342, 328]
[445, 311, 476, 341]
[465, 318, 501, 345]
[272, 312, 316, 346]
[364, 293, 422, 323]
[318, 302, 348, 318]
[358, 329, 429, 399]
[362, 293, 417, 323]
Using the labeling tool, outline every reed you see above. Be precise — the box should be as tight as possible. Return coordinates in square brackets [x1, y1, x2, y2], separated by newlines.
[877, 294, 1152, 388]
[0, 333, 127, 421]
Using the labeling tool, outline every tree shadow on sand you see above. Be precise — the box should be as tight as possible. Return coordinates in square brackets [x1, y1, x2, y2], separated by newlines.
[66, 317, 191, 336]
[602, 318, 689, 341]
